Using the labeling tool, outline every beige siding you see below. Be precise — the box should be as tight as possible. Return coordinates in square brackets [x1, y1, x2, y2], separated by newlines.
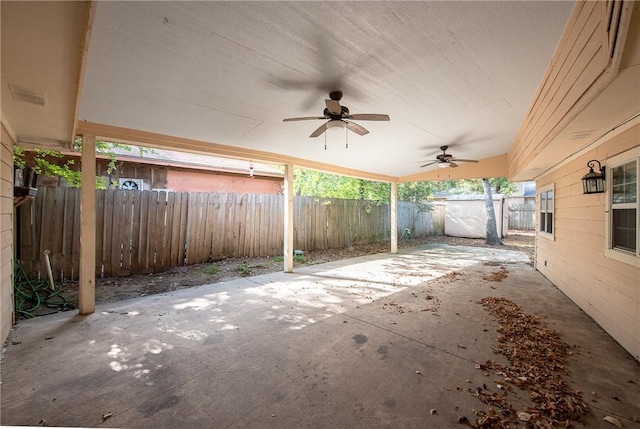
[536, 125, 640, 360]
[1, 124, 15, 343]
[509, 0, 636, 182]
[511, 2, 609, 174]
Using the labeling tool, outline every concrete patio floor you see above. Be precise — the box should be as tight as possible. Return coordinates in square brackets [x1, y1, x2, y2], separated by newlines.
[1, 244, 639, 428]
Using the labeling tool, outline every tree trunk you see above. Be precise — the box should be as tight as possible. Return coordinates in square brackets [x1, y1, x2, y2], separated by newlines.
[483, 178, 503, 245]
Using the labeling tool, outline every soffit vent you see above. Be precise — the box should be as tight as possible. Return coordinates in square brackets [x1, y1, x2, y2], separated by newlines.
[8, 83, 46, 106]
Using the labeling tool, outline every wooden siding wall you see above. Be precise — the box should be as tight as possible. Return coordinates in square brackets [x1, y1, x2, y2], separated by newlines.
[510, 1, 628, 176]
[17, 189, 443, 281]
[1, 124, 15, 343]
[536, 124, 640, 360]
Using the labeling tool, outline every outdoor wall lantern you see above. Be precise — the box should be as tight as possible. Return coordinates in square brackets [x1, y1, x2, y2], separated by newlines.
[581, 160, 606, 194]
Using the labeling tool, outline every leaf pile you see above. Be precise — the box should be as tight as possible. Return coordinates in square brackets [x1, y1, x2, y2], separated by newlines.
[466, 297, 589, 428]
[380, 292, 440, 314]
[482, 268, 509, 282]
[444, 271, 463, 281]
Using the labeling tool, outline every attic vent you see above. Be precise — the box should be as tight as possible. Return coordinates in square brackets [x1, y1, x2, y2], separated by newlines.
[8, 83, 46, 106]
[606, 0, 625, 59]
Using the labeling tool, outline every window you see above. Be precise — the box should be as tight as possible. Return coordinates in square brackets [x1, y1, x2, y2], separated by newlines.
[611, 159, 637, 254]
[539, 185, 554, 236]
[606, 147, 640, 266]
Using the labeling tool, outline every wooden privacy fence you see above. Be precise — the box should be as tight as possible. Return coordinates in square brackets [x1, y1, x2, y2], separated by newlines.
[508, 203, 536, 231]
[17, 187, 443, 281]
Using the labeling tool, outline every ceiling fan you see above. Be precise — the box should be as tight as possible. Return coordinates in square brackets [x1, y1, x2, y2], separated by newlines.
[420, 146, 479, 168]
[283, 91, 390, 137]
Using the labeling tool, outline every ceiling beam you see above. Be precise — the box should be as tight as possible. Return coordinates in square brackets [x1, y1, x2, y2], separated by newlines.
[70, 1, 96, 150]
[76, 121, 398, 183]
[399, 154, 509, 183]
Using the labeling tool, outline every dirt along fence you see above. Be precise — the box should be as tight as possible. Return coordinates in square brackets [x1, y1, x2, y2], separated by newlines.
[16, 187, 444, 281]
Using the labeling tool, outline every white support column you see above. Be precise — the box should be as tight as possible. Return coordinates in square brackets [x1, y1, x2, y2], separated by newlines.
[283, 163, 294, 273]
[390, 181, 398, 254]
[79, 134, 96, 314]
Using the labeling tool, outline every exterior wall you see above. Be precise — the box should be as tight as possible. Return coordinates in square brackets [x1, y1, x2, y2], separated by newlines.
[166, 169, 281, 195]
[535, 124, 640, 360]
[36, 156, 282, 195]
[1, 124, 15, 343]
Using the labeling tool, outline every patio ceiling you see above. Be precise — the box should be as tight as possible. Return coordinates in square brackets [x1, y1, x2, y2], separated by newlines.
[2, 1, 576, 181]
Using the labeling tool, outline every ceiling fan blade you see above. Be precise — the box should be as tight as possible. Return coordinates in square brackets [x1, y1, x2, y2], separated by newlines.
[310, 122, 329, 138]
[449, 161, 459, 168]
[345, 121, 369, 136]
[419, 161, 438, 168]
[283, 116, 325, 122]
[325, 99, 341, 115]
[452, 159, 479, 163]
[348, 114, 390, 121]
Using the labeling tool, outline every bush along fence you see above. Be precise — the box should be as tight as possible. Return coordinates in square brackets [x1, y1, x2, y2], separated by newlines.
[16, 187, 444, 281]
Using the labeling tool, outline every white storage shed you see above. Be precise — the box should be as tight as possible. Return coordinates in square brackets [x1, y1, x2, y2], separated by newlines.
[445, 194, 508, 239]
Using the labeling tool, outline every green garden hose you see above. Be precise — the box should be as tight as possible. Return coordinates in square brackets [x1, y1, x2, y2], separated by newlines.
[13, 261, 73, 319]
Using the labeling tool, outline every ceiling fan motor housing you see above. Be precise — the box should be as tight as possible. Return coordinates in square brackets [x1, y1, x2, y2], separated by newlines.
[323, 105, 350, 119]
[329, 91, 343, 101]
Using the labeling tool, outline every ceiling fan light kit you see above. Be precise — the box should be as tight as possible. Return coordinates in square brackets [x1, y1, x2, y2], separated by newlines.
[326, 120, 346, 129]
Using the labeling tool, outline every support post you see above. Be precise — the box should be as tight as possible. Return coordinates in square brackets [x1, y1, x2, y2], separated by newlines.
[79, 134, 96, 314]
[283, 163, 294, 273]
[390, 181, 398, 254]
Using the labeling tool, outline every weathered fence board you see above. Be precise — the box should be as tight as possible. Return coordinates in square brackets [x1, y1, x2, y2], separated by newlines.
[508, 203, 536, 231]
[17, 187, 444, 281]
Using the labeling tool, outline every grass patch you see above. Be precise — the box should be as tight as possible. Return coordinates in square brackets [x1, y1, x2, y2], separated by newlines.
[272, 255, 284, 262]
[199, 263, 219, 275]
[233, 262, 252, 277]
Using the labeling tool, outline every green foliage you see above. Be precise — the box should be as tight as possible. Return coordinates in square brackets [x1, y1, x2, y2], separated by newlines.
[199, 263, 219, 275]
[14, 147, 82, 187]
[13, 139, 156, 189]
[233, 261, 252, 276]
[292, 168, 515, 208]
[272, 255, 284, 263]
[432, 178, 516, 195]
[397, 181, 437, 203]
[294, 169, 390, 202]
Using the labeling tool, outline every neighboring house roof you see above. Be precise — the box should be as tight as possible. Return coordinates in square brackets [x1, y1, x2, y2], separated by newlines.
[63, 147, 284, 178]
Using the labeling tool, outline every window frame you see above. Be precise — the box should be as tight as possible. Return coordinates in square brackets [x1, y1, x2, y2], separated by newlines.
[605, 147, 640, 267]
[538, 183, 555, 240]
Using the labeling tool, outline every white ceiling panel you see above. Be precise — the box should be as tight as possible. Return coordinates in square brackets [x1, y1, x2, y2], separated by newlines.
[76, 1, 574, 178]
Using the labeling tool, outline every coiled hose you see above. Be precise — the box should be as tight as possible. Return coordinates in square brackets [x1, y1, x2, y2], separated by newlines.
[13, 261, 73, 319]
